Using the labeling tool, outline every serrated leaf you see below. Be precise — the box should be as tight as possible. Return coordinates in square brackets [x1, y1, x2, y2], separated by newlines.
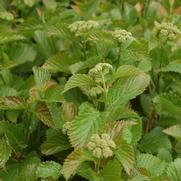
[7, 43, 37, 67]
[43, 52, 77, 73]
[153, 96, 181, 120]
[108, 72, 150, 106]
[136, 154, 166, 177]
[105, 105, 140, 123]
[40, 129, 70, 155]
[3, 122, 27, 150]
[33, 67, 51, 89]
[0, 96, 26, 110]
[68, 103, 105, 147]
[161, 60, 181, 74]
[63, 74, 95, 92]
[77, 163, 101, 181]
[0, 137, 12, 168]
[167, 159, 181, 181]
[36, 103, 54, 127]
[0, 154, 40, 181]
[115, 139, 135, 175]
[0, 86, 18, 97]
[140, 127, 171, 154]
[62, 149, 91, 180]
[101, 159, 123, 181]
[163, 125, 181, 140]
[36, 161, 62, 179]
[115, 65, 143, 78]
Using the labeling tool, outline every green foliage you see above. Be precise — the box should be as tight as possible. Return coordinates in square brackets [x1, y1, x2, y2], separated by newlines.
[0, 0, 181, 180]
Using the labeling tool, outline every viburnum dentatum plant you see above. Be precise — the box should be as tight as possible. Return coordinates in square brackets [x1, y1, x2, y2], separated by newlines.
[0, 0, 181, 181]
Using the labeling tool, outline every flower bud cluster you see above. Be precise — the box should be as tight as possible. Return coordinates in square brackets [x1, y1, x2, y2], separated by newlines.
[88, 63, 113, 83]
[87, 133, 116, 158]
[87, 86, 104, 97]
[68, 20, 99, 36]
[112, 29, 133, 43]
[62, 121, 72, 134]
[155, 22, 181, 41]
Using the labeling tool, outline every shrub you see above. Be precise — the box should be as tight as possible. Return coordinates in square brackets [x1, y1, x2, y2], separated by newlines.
[0, 0, 181, 180]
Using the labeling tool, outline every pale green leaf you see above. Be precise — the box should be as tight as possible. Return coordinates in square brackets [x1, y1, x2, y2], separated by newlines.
[163, 125, 181, 140]
[36, 161, 62, 179]
[33, 67, 51, 89]
[108, 72, 150, 106]
[115, 139, 135, 175]
[62, 149, 90, 180]
[161, 60, 181, 74]
[68, 103, 105, 147]
[136, 154, 166, 177]
[43, 52, 77, 73]
[167, 159, 181, 181]
[77, 163, 101, 181]
[115, 65, 143, 78]
[63, 74, 95, 93]
[101, 159, 123, 181]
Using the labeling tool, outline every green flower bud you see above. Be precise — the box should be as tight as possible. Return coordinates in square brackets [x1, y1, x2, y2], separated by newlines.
[160, 29, 169, 37]
[68, 20, 99, 36]
[154, 22, 180, 41]
[168, 33, 176, 41]
[93, 147, 102, 158]
[102, 147, 113, 158]
[112, 29, 134, 43]
[87, 141, 96, 150]
[99, 139, 108, 148]
[90, 134, 100, 142]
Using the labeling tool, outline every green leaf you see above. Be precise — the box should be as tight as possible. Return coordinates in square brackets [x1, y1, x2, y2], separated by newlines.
[0, 86, 18, 97]
[77, 163, 101, 181]
[36, 161, 62, 179]
[0, 11, 14, 21]
[43, 52, 77, 73]
[161, 60, 181, 74]
[115, 139, 135, 175]
[0, 96, 26, 110]
[105, 105, 140, 123]
[140, 127, 171, 154]
[40, 129, 70, 155]
[138, 60, 152, 72]
[36, 102, 63, 128]
[44, 84, 64, 102]
[101, 159, 123, 181]
[68, 103, 105, 147]
[63, 74, 95, 93]
[62, 149, 91, 180]
[34, 31, 57, 58]
[163, 125, 181, 140]
[115, 65, 143, 78]
[33, 67, 51, 89]
[153, 96, 181, 120]
[0, 154, 40, 181]
[7, 43, 37, 67]
[3, 122, 27, 150]
[167, 159, 181, 181]
[0, 137, 12, 168]
[108, 72, 150, 106]
[136, 154, 166, 177]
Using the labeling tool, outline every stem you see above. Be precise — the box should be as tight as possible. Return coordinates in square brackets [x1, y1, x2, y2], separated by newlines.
[101, 72, 108, 101]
